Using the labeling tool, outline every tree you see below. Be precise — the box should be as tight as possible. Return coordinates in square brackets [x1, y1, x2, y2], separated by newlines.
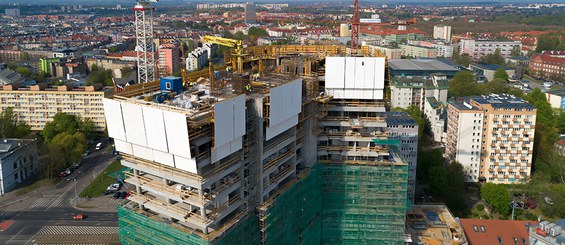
[120, 66, 133, 78]
[481, 78, 510, 94]
[87, 65, 113, 86]
[446, 162, 466, 193]
[480, 48, 505, 65]
[428, 166, 449, 195]
[481, 183, 511, 215]
[493, 68, 509, 81]
[453, 52, 471, 67]
[540, 184, 565, 218]
[417, 148, 444, 181]
[393, 105, 430, 138]
[449, 71, 482, 97]
[41, 113, 83, 142]
[0, 107, 31, 138]
[47, 131, 86, 179]
[234, 31, 246, 41]
[248, 27, 268, 40]
[15, 66, 32, 77]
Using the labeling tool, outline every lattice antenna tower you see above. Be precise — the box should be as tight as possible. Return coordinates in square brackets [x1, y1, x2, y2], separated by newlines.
[133, 0, 158, 83]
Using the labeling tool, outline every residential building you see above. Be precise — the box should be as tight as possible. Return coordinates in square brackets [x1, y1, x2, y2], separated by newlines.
[85, 58, 135, 79]
[459, 40, 521, 61]
[186, 47, 208, 72]
[405, 204, 467, 244]
[529, 51, 565, 82]
[469, 64, 516, 82]
[390, 74, 448, 110]
[0, 50, 26, 61]
[0, 83, 111, 131]
[158, 42, 180, 77]
[244, 2, 257, 24]
[114, 54, 413, 244]
[460, 219, 535, 245]
[0, 68, 26, 86]
[545, 90, 565, 109]
[40, 58, 61, 74]
[408, 40, 454, 58]
[257, 37, 287, 46]
[399, 44, 438, 58]
[424, 97, 447, 143]
[0, 139, 39, 195]
[4, 9, 20, 18]
[446, 94, 537, 183]
[433, 25, 452, 42]
[556, 135, 565, 157]
[339, 23, 350, 37]
[529, 220, 565, 245]
[364, 45, 402, 59]
[389, 59, 460, 78]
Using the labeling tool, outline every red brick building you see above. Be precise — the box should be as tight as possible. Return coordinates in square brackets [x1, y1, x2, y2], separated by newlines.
[529, 51, 565, 82]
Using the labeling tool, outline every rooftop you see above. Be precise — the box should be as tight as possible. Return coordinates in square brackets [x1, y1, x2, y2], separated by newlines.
[470, 63, 513, 71]
[389, 59, 460, 72]
[384, 111, 417, 126]
[472, 94, 535, 110]
[460, 219, 535, 245]
[0, 139, 35, 160]
[405, 204, 467, 245]
[391, 75, 448, 89]
[546, 89, 565, 97]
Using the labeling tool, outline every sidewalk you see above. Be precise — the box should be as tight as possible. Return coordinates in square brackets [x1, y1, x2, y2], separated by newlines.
[74, 195, 123, 212]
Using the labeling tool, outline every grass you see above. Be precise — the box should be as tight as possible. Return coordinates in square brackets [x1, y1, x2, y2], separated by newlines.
[79, 161, 123, 198]
[15, 178, 57, 196]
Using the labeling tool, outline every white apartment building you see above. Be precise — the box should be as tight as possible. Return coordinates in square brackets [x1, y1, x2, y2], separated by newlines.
[446, 94, 537, 183]
[390, 74, 448, 111]
[0, 139, 39, 195]
[424, 97, 447, 143]
[433, 25, 451, 42]
[186, 43, 217, 72]
[459, 40, 522, 61]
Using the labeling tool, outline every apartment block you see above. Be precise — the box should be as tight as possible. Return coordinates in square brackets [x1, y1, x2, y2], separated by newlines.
[408, 40, 454, 58]
[459, 39, 521, 60]
[529, 51, 565, 82]
[433, 25, 452, 42]
[364, 44, 402, 59]
[390, 74, 448, 111]
[186, 43, 216, 72]
[399, 44, 438, 58]
[0, 139, 39, 195]
[424, 97, 447, 143]
[545, 90, 565, 110]
[0, 83, 111, 131]
[158, 42, 180, 77]
[446, 94, 537, 183]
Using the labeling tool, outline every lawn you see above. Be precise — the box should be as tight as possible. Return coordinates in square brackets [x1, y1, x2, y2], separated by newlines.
[79, 161, 124, 198]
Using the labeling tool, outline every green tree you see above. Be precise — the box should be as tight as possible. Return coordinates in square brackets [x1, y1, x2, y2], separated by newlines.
[41, 113, 91, 142]
[393, 105, 430, 138]
[446, 162, 466, 193]
[120, 66, 133, 78]
[248, 27, 268, 40]
[481, 183, 511, 215]
[480, 48, 505, 65]
[234, 31, 246, 40]
[493, 68, 509, 81]
[453, 52, 471, 67]
[481, 78, 510, 94]
[15, 67, 32, 77]
[30, 71, 47, 83]
[557, 110, 565, 134]
[417, 148, 444, 181]
[540, 184, 565, 218]
[449, 71, 482, 97]
[0, 107, 31, 138]
[47, 131, 86, 179]
[428, 166, 449, 195]
[87, 65, 113, 86]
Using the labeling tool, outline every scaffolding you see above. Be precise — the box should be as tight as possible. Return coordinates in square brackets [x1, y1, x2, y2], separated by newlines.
[320, 163, 409, 245]
[258, 166, 322, 245]
[118, 206, 260, 245]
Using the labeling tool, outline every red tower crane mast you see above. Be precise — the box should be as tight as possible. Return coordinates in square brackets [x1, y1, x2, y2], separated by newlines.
[350, 0, 361, 50]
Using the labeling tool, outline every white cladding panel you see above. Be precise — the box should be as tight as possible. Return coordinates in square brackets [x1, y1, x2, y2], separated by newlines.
[142, 107, 169, 152]
[266, 115, 298, 140]
[153, 150, 175, 168]
[162, 110, 191, 159]
[345, 57, 356, 88]
[325, 57, 345, 89]
[174, 155, 198, 174]
[132, 144, 154, 161]
[211, 143, 231, 163]
[233, 95, 246, 138]
[374, 57, 386, 89]
[290, 79, 302, 115]
[266, 79, 302, 140]
[374, 90, 384, 100]
[122, 102, 148, 147]
[363, 58, 376, 89]
[231, 137, 243, 153]
[270, 85, 283, 125]
[103, 99, 126, 141]
[115, 139, 133, 155]
[354, 58, 366, 89]
[214, 99, 234, 147]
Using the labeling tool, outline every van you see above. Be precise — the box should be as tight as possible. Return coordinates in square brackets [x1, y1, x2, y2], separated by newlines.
[542, 82, 552, 88]
[95, 142, 102, 151]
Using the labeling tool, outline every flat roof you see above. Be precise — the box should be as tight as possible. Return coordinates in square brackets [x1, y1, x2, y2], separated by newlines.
[384, 112, 417, 126]
[406, 204, 468, 245]
[389, 59, 459, 72]
[0, 139, 35, 160]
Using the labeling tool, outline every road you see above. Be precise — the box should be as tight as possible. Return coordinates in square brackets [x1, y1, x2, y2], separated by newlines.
[0, 143, 120, 244]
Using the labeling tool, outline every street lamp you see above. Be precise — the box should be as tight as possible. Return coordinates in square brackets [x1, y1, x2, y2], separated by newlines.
[74, 178, 78, 206]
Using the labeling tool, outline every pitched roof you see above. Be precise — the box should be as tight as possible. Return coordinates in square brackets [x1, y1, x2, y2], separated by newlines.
[460, 219, 535, 245]
[0, 68, 25, 86]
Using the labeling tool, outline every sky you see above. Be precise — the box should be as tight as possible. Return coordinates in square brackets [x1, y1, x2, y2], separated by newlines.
[0, 0, 563, 4]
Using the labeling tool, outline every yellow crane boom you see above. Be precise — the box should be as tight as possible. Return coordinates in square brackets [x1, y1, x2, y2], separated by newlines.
[204, 36, 245, 74]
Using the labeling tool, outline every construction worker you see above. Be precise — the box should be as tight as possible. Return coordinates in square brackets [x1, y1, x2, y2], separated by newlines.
[245, 84, 251, 92]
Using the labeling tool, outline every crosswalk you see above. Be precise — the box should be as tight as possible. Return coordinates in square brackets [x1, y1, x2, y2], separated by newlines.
[27, 195, 75, 210]
[37, 226, 119, 235]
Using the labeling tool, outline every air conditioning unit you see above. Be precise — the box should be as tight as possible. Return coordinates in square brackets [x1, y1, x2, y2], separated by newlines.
[550, 225, 562, 237]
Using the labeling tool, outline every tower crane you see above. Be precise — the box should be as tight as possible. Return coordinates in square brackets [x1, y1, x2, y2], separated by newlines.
[350, 0, 361, 50]
[133, 0, 158, 83]
[203, 36, 245, 74]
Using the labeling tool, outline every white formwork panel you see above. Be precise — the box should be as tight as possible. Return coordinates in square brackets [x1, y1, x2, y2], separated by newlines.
[354, 58, 367, 89]
[266, 114, 298, 140]
[122, 102, 148, 147]
[374, 90, 384, 100]
[233, 95, 246, 139]
[290, 79, 302, 116]
[374, 57, 386, 89]
[174, 155, 198, 174]
[363, 58, 376, 89]
[102, 99, 126, 141]
[325, 57, 345, 89]
[132, 144, 154, 161]
[344, 57, 357, 89]
[214, 98, 234, 147]
[231, 137, 243, 153]
[142, 107, 168, 152]
[114, 139, 133, 155]
[269, 85, 283, 126]
[162, 110, 191, 159]
[211, 143, 231, 163]
[153, 150, 175, 168]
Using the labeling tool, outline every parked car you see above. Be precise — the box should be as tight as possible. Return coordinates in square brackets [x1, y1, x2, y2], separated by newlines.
[82, 149, 91, 157]
[119, 191, 127, 199]
[113, 192, 121, 199]
[107, 183, 120, 192]
[73, 214, 85, 220]
[95, 142, 103, 151]
[115, 155, 122, 161]
[59, 171, 68, 177]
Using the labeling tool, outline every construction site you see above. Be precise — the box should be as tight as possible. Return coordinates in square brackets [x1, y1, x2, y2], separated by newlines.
[109, 0, 417, 244]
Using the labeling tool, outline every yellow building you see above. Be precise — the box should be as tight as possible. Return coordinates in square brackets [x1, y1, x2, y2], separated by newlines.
[0, 83, 112, 131]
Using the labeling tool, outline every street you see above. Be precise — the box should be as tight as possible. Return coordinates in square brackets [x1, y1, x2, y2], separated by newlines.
[0, 144, 120, 244]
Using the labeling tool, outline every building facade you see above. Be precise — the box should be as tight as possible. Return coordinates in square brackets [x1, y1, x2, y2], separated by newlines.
[390, 74, 448, 110]
[244, 2, 257, 24]
[4, 8, 20, 17]
[399, 44, 438, 58]
[424, 97, 447, 143]
[0, 84, 111, 131]
[529, 51, 565, 82]
[433, 25, 451, 42]
[364, 45, 402, 59]
[459, 39, 522, 61]
[158, 42, 180, 77]
[446, 94, 537, 183]
[545, 90, 565, 110]
[0, 139, 39, 195]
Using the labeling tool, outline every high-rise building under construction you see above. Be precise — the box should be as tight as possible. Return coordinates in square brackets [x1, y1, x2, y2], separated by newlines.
[106, 45, 417, 245]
